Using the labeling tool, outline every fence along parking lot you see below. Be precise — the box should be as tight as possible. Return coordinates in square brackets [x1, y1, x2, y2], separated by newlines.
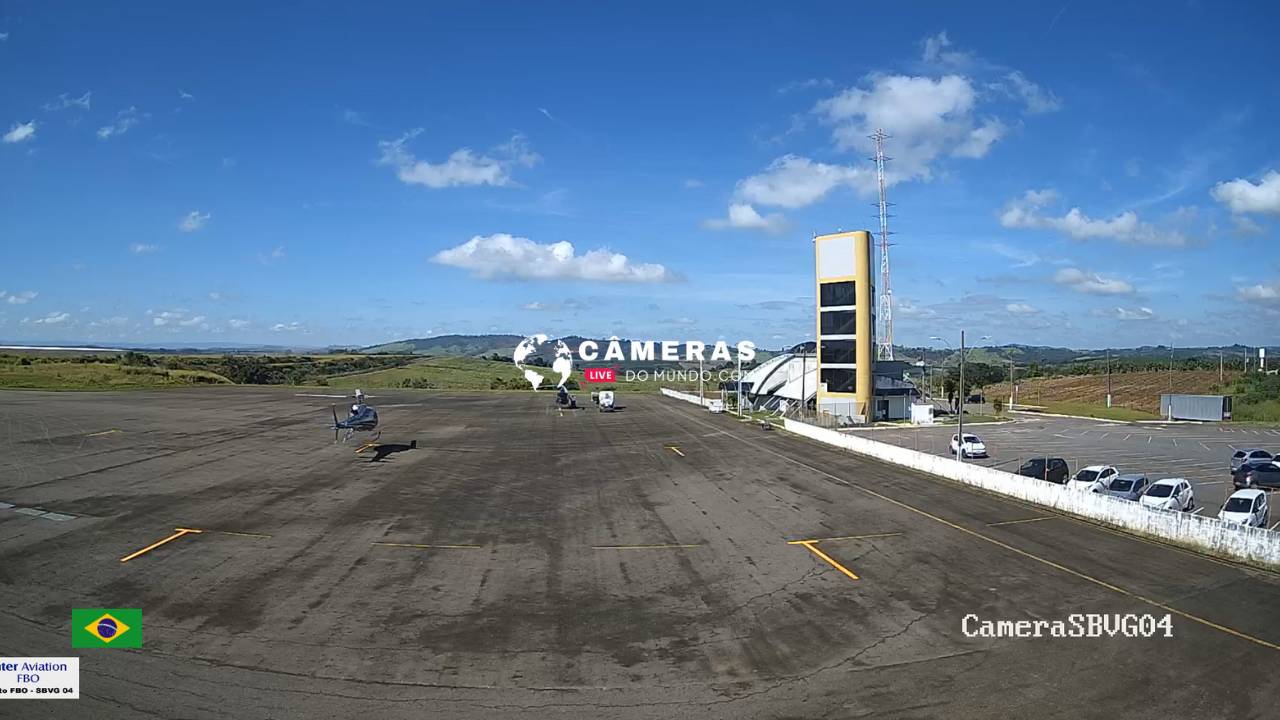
[850, 415, 1280, 525]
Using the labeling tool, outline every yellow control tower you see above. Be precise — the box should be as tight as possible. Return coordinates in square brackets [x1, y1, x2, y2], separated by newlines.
[814, 230, 875, 422]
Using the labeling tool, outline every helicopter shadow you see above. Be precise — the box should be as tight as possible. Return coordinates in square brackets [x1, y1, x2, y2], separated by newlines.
[358, 440, 418, 462]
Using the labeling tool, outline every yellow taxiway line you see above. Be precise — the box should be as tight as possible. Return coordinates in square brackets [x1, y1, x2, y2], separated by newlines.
[120, 527, 203, 563]
[87, 429, 120, 437]
[790, 531, 903, 544]
[592, 543, 701, 550]
[789, 540, 859, 581]
[371, 542, 482, 550]
[665, 445, 685, 457]
[987, 516, 1055, 527]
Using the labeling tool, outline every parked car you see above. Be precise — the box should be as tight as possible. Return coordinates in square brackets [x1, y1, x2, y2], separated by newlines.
[1230, 448, 1273, 472]
[1018, 457, 1069, 484]
[949, 433, 988, 458]
[707, 399, 725, 414]
[1067, 465, 1119, 492]
[1218, 489, 1269, 528]
[1232, 460, 1280, 490]
[1139, 478, 1195, 512]
[1102, 473, 1150, 501]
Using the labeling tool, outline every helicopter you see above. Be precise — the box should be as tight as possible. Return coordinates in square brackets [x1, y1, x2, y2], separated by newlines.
[330, 389, 379, 442]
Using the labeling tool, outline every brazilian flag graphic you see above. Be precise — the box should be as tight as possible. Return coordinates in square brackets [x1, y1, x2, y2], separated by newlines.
[72, 608, 142, 648]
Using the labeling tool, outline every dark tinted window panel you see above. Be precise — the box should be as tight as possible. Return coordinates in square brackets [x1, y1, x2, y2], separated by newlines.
[820, 281, 856, 308]
[820, 340, 856, 365]
[820, 310, 856, 335]
[821, 368, 856, 393]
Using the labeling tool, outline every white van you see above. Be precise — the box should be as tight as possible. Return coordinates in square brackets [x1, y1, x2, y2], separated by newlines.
[598, 391, 615, 412]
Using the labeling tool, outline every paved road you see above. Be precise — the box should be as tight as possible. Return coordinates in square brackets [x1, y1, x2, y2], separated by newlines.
[0, 388, 1278, 718]
[853, 413, 1280, 519]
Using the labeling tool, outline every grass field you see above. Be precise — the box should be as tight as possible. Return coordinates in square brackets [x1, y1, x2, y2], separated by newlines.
[0, 361, 231, 390]
[328, 356, 525, 390]
[1019, 401, 1160, 422]
[987, 369, 1238, 415]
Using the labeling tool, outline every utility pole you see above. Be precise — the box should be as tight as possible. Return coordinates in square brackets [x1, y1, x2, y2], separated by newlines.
[1219, 350, 1224, 384]
[957, 330, 966, 464]
[1008, 355, 1016, 411]
[799, 346, 806, 420]
[698, 355, 705, 404]
[1106, 348, 1112, 408]
[872, 129, 895, 361]
[736, 351, 743, 418]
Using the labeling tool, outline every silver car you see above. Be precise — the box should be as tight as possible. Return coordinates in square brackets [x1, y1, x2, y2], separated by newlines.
[1101, 473, 1149, 501]
[1231, 448, 1273, 472]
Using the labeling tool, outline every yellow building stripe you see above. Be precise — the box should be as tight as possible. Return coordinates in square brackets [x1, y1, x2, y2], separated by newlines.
[120, 527, 202, 563]
[793, 540, 859, 581]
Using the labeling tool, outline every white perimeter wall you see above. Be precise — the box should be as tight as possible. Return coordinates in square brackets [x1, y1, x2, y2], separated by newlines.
[661, 388, 1280, 569]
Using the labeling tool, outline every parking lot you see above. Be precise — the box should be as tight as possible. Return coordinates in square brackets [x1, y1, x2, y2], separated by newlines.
[852, 413, 1280, 523]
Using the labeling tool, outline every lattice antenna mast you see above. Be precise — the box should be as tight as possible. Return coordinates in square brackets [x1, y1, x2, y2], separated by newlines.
[872, 128, 894, 361]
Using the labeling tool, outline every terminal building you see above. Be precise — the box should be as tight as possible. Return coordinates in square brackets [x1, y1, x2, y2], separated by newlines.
[734, 229, 918, 424]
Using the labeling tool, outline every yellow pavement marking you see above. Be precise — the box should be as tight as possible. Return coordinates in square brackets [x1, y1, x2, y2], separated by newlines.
[663, 403, 1280, 652]
[354, 442, 379, 454]
[87, 429, 120, 437]
[987, 516, 1055, 527]
[665, 445, 685, 457]
[791, 540, 859, 581]
[789, 531, 903, 543]
[120, 527, 203, 563]
[592, 543, 701, 550]
[371, 542, 482, 550]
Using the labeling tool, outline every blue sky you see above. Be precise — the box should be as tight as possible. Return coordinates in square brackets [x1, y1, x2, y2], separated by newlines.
[2, 1, 1279, 350]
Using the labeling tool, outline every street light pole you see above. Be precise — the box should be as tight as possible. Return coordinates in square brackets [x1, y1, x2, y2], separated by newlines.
[957, 330, 965, 465]
[698, 355, 704, 404]
[736, 351, 743, 418]
[1106, 348, 1112, 408]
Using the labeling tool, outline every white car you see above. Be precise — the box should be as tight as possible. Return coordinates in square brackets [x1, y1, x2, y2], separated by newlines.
[1066, 465, 1119, 492]
[707, 399, 725, 414]
[949, 433, 988, 458]
[1218, 489, 1269, 528]
[1139, 478, 1195, 512]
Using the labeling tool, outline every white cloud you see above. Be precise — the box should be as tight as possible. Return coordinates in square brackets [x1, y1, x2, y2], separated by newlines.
[975, 241, 1040, 267]
[341, 108, 368, 126]
[1097, 306, 1156, 321]
[32, 311, 70, 325]
[896, 298, 938, 319]
[179, 89, 194, 101]
[257, 245, 286, 265]
[920, 31, 971, 67]
[953, 118, 1007, 158]
[1053, 267, 1135, 295]
[130, 243, 159, 254]
[1005, 302, 1040, 315]
[0, 32, 8, 42]
[377, 129, 540, 189]
[1237, 281, 1280, 305]
[736, 155, 871, 208]
[3, 121, 36, 143]
[1211, 171, 1280, 216]
[703, 203, 787, 233]
[178, 210, 211, 232]
[522, 301, 548, 310]
[271, 321, 304, 332]
[150, 310, 206, 327]
[682, 178, 704, 189]
[1000, 189, 1188, 246]
[97, 107, 145, 139]
[433, 233, 674, 283]
[43, 92, 91, 112]
[777, 77, 834, 94]
[228, 318, 250, 329]
[4, 290, 38, 305]
[1004, 71, 1062, 114]
[815, 74, 985, 183]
